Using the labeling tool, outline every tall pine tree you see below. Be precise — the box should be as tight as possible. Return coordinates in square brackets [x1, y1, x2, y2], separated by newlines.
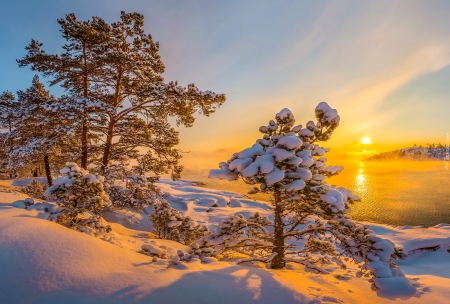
[18, 11, 226, 177]
[6, 76, 79, 185]
[17, 14, 109, 169]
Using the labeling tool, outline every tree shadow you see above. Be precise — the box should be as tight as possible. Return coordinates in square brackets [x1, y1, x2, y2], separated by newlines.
[101, 265, 321, 304]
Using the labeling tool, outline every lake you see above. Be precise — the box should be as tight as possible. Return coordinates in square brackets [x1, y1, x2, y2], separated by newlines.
[180, 160, 450, 227]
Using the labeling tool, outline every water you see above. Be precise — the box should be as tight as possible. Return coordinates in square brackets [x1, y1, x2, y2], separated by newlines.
[179, 161, 450, 227]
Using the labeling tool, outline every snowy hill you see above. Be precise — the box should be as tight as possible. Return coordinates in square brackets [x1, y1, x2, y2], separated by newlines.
[1, 179, 450, 303]
[364, 144, 447, 161]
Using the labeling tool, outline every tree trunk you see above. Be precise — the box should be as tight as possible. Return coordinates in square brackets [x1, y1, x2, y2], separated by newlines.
[270, 191, 285, 269]
[81, 118, 88, 169]
[80, 43, 89, 169]
[33, 168, 38, 177]
[44, 154, 53, 186]
[101, 118, 115, 171]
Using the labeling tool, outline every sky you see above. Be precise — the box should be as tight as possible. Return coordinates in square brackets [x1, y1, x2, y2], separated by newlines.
[1, 0, 449, 170]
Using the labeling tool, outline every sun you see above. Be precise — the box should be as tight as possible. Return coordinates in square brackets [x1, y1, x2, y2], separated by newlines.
[361, 137, 371, 144]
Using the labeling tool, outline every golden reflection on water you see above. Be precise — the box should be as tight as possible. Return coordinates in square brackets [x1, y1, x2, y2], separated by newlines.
[355, 174, 366, 192]
[330, 160, 450, 227]
[354, 162, 366, 194]
[181, 160, 450, 227]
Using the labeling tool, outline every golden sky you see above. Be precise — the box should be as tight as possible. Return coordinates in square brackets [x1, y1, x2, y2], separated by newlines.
[1, 1, 449, 170]
[165, 1, 450, 170]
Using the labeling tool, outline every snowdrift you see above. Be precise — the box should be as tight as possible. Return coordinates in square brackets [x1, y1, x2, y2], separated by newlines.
[1, 180, 450, 303]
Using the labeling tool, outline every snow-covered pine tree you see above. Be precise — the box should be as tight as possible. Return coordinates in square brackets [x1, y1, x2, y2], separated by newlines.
[106, 12, 223, 172]
[105, 172, 161, 212]
[18, 14, 109, 169]
[204, 103, 409, 285]
[0, 91, 17, 133]
[105, 116, 183, 180]
[0, 91, 18, 176]
[22, 179, 46, 199]
[5, 76, 79, 185]
[150, 200, 209, 245]
[0, 133, 8, 175]
[86, 11, 226, 173]
[45, 162, 111, 230]
[18, 12, 226, 175]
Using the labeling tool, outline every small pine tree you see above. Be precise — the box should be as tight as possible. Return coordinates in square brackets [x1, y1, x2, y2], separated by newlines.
[22, 179, 45, 199]
[150, 200, 209, 245]
[205, 103, 411, 290]
[45, 162, 111, 228]
[99, 163, 162, 212]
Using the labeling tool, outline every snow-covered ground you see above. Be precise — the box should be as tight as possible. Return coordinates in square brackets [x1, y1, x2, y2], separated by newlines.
[1, 178, 449, 303]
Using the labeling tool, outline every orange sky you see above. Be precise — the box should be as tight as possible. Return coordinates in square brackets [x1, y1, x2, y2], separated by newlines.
[0, 1, 449, 171]
[166, 1, 450, 170]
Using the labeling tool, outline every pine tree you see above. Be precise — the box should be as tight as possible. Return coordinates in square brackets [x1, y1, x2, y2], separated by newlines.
[0, 133, 7, 174]
[0, 91, 17, 132]
[150, 200, 209, 245]
[17, 14, 109, 169]
[5, 76, 79, 185]
[89, 12, 225, 173]
[45, 162, 111, 226]
[205, 103, 409, 286]
[0, 92, 18, 177]
[22, 179, 45, 199]
[18, 11, 226, 177]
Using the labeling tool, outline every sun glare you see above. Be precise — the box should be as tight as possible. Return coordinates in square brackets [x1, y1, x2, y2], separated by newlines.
[361, 137, 371, 144]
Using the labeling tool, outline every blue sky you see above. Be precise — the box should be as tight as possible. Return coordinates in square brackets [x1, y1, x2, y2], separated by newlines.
[1, 0, 449, 167]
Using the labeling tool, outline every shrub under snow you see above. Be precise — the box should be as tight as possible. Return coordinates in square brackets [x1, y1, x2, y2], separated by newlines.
[45, 163, 111, 231]
[22, 179, 45, 199]
[207, 102, 415, 294]
[99, 164, 162, 213]
[150, 200, 209, 245]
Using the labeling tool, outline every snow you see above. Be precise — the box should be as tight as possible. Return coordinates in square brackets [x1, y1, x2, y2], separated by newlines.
[372, 277, 417, 298]
[228, 157, 253, 171]
[291, 124, 302, 133]
[275, 108, 294, 121]
[296, 150, 314, 167]
[209, 168, 238, 181]
[141, 243, 169, 258]
[315, 102, 340, 124]
[264, 168, 285, 185]
[277, 136, 302, 150]
[294, 168, 312, 181]
[1, 179, 450, 303]
[238, 143, 265, 159]
[241, 154, 275, 176]
[284, 179, 306, 192]
[272, 148, 295, 162]
[299, 128, 314, 137]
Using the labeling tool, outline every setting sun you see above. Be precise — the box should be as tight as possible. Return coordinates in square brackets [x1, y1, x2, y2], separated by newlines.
[361, 137, 372, 144]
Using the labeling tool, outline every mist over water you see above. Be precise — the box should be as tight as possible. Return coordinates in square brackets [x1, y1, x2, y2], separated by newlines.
[179, 160, 450, 227]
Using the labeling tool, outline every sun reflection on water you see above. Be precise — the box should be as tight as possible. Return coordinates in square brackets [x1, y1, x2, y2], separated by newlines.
[183, 161, 450, 227]
[355, 163, 367, 194]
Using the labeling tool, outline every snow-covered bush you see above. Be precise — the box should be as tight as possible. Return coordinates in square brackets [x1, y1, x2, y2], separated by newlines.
[107, 175, 161, 212]
[150, 200, 209, 245]
[188, 213, 271, 259]
[98, 164, 161, 212]
[141, 243, 169, 259]
[69, 215, 112, 235]
[208, 103, 413, 291]
[22, 179, 45, 199]
[45, 162, 111, 226]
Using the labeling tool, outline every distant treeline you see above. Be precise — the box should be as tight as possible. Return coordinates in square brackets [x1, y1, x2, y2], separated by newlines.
[364, 144, 447, 161]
